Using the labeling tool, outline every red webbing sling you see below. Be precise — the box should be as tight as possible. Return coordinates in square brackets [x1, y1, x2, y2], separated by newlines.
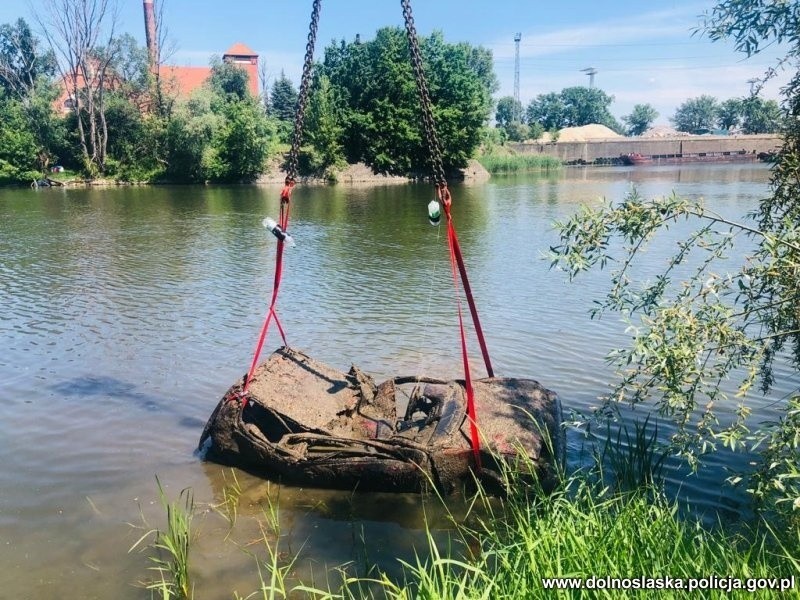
[241, 183, 292, 397]
[238, 0, 322, 403]
[440, 185, 493, 470]
[403, 0, 494, 469]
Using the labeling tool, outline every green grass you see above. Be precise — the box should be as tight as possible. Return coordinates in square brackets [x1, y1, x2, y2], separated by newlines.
[477, 152, 562, 174]
[358, 482, 798, 599]
[131, 477, 195, 600]
[140, 425, 800, 599]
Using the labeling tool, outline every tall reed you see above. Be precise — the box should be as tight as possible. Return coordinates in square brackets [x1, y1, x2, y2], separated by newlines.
[477, 153, 562, 173]
[131, 478, 194, 600]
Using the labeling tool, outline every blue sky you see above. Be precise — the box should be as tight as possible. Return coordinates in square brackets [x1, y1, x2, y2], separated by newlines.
[7, 0, 790, 123]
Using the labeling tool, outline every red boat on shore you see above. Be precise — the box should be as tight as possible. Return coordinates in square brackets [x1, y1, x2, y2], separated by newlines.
[620, 152, 652, 166]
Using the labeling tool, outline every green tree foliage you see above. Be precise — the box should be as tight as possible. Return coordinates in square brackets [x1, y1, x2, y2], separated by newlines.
[561, 86, 620, 131]
[0, 18, 56, 98]
[0, 18, 64, 177]
[269, 71, 297, 122]
[211, 98, 273, 181]
[495, 95, 521, 127]
[164, 89, 222, 182]
[504, 122, 530, 142]
[671, 95, 719, 132]
[107, 33, 151, 111]
[163, 79, 273, 183]
[740, 96, 782, 133]
[495, 96, 529, 141]
[305, 74, 345, 177]
[208, 57, 250, 101]
[527, 87, 620, 132]
[551, 0, 800, 528]
[316, 28, 496, 176]
[0, 96, 40, 183]
[621, 103, 658, 136]
[717, 97, 743, 131]
[526, 92, 566, 130]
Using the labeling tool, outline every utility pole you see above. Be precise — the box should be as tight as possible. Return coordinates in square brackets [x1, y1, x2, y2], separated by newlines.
[581, 67, 597, 88]
[513, 32, 522, 121]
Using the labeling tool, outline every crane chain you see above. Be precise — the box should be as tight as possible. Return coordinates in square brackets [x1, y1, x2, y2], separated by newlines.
[400, 0, 447, 187]
[286, 0, 322, 183]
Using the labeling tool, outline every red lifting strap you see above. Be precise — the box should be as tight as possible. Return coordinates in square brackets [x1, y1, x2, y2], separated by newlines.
[439, 184, 493, 470]
[240, 182, 294, 403]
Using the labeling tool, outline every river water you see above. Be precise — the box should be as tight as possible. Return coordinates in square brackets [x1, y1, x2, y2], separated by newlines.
[0, 164, 792, 598]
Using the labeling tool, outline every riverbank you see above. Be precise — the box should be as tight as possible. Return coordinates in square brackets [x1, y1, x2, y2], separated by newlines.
[19, 159, 492, 188]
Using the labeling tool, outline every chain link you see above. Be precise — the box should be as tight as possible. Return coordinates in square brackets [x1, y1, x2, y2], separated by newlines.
[286, 0, 322, 183]
[401, 0, 447, 187]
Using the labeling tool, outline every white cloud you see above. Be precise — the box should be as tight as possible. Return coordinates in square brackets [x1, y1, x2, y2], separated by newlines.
[488, 5, 705, 61]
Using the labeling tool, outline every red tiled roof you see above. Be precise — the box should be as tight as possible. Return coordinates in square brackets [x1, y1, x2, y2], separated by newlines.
[224, 42, 258, 57]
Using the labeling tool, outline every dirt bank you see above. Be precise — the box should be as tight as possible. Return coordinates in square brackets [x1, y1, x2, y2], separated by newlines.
[256, 160, 490, 185]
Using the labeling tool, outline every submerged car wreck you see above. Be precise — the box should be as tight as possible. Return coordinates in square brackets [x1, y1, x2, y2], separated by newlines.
[199, 347, 564, 493]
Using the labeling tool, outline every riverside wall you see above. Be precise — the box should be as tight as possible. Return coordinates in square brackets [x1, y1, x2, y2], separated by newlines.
[509, 134, 782, 164]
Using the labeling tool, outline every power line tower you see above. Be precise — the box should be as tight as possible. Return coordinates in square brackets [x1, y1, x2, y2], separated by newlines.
[581, 67, 598, 88]
[513, 32, 522, 121]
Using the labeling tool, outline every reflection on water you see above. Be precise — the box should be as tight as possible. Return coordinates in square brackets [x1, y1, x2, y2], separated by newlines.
[0, 164, 788, 598]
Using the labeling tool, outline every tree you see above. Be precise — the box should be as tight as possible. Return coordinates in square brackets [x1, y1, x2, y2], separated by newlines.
[526, 92, 566, 130]
[495, 95, 521, 128]
[163, 68, 274, 183]
[0, 18, 56, 98]
[740, 96, 782, 133]
[527, 87, 620, 131]
[316, 28, 496, 176]
[495, 95, 529, 141]
[561, 86, 620, 130]
[504, 121, 530, 142]
[671, 95, 719, 132]
[305, 73, 345, 176]
[211, 97, 272, 181]
[163, 89, 221, 182]
[551, 0, 800, 527]
[0, 96, 40, 183]
[208, 56, 250, 101]
[0, 18, 64, 172]
[622, 103, 658, 136]
[269, 71, 297, 122]
[717, 97, 742, 131]
[37, 0, 121, 174]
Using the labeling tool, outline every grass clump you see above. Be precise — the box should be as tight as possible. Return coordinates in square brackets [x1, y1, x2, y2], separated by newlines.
[131, 477, 194, 600]
[477, 152, 561, 173]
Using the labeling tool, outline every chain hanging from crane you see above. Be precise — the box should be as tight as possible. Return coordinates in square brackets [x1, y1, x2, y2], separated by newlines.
[241, 0, 494, 472]
[401, 0, 494, 470]
[240, 0, 322, 400]
[286, 0, 322, 183]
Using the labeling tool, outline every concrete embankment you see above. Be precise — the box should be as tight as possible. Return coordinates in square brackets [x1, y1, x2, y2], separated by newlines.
[510, 134, 782, 165]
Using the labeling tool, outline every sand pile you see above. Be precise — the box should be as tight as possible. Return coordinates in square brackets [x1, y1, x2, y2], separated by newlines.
[556, 124, 622, 142]
[640, 125, 689, 138]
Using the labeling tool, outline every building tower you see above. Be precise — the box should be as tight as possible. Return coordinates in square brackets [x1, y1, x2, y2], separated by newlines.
[513, 32, 522, 121]
[143, 0, 158, 70]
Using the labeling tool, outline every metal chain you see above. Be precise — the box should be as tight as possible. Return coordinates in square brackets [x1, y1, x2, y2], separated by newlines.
[286, 0, 322, 183]
[400, 0, 447, 187]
